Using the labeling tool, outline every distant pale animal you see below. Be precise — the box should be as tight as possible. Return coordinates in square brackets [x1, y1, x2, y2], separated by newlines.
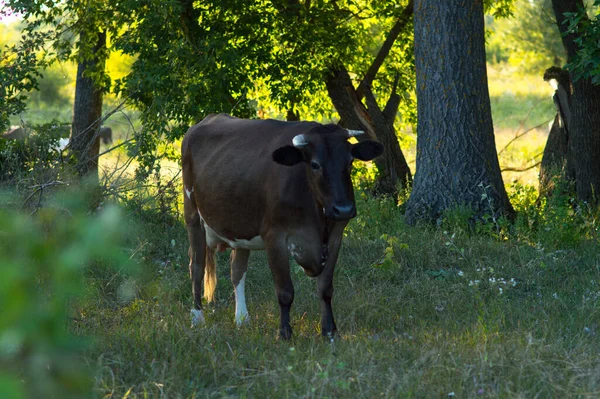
[2, 126, 29, 140]
[182, 114, 383, 339]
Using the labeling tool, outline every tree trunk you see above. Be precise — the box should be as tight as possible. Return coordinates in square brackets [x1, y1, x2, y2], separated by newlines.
[405, 0, 514, 224]
[70, 30, 106, 185]
[551, 0, 600, 203]
[539, 67, 573, 196]
[326, 68, 411, 196]
[286, 108, 300, 121]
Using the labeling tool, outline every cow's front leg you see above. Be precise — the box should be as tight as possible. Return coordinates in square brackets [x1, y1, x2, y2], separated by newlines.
[317, 222, 346, 339]
[266, 245, 294, 339]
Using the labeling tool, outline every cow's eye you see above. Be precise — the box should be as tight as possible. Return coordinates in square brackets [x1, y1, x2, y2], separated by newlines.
[310, 161, 321, 171]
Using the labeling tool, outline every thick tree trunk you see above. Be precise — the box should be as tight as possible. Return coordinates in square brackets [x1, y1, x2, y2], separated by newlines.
[552, 0, 600, 203]
[326, 68, 411, 196]
[405, 0, 513, 224]
[70, 30, 106, 184]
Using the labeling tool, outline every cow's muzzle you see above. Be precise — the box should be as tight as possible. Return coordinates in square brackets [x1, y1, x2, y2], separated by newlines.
[327, 202, 356, 221]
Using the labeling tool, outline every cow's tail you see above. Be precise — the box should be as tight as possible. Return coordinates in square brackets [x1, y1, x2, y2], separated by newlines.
[183, 130, 217, 304]
[204, 246, 217, 303]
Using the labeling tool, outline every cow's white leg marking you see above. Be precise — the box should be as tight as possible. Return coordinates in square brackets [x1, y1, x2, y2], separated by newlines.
[235, 272, 249, 326]
[185, 186, 194, 199]
[191, 308, 205, 327]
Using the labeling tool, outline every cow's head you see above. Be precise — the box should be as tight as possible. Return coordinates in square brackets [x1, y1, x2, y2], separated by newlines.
[272, 125, 383, 221]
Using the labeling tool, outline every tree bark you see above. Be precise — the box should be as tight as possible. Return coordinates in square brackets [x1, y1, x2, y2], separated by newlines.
[405, 0, 514, 224]
[70, 29, 106, 185]
[551, 0, 600, 203]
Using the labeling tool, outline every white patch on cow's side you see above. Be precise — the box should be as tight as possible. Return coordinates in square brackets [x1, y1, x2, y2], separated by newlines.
[234, 272, 249, 326]
[549, 78, 559, 91]
[197, 209, 265, 250]
[185, 186, 194, 199]
[191, 308, 205, 327]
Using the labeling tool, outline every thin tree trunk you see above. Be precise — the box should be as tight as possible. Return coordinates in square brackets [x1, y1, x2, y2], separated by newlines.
[286, 108, 300, 121]
[326, 67, 411, 196]
[539, 67, 572, 196]
[551, 0, 600, 203]
[70, 29, 106, 185]
[405, 0, 513, 224]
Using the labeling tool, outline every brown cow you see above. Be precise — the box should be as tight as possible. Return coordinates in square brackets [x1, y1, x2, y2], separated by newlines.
[182, 114, 383, 339]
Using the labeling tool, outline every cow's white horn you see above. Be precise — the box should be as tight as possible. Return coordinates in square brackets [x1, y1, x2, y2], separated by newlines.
[292, 134, 308, 147]
[347, 129, 365, 137]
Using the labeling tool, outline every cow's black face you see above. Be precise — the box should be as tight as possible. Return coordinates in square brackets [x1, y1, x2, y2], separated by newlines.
[272, 125, 383, 221]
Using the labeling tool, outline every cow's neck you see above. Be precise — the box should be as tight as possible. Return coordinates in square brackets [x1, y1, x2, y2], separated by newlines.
[317, 204, 335, 267]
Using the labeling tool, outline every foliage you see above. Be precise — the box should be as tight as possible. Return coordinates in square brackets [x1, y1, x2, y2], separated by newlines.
[4, 0, 416, 180]
[0, 32, 45, 132]
[0, 194, 133, 398]
[109, 0, 415, 176]
[563, 0, 600, 84]
[486, 0, 566, 75]
[485, 0, 515, 19]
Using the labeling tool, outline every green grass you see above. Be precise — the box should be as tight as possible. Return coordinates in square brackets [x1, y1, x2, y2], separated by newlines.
[70, 195, 600, 398]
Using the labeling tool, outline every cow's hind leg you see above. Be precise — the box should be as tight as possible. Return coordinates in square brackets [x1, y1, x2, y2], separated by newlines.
[231, 249, 250, 326]
[185, 199, 207, 327]
[266, 244, 294, 339]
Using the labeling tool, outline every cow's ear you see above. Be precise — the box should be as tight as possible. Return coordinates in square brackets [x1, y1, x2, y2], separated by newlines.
[272, 145, 305, 166]
[351, 140, 384, 161]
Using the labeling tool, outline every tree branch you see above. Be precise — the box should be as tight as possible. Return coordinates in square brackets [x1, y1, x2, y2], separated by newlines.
[355, 0, 413, 99]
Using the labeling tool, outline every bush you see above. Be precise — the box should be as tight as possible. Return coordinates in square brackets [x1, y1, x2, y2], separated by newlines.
[0, 193, 134, 398]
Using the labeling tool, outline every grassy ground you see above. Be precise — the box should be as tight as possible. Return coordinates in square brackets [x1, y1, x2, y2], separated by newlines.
[70, 192, 600, 398]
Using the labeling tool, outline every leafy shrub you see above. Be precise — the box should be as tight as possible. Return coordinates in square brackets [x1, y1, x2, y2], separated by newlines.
[0, 193, 133, 398]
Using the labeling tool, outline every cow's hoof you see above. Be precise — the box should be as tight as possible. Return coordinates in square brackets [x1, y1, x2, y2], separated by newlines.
[235, 313, 250, 327]
[279, 325, 292, 340]
[321, 328, 337, 343]
[191, 308, 205, 328]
